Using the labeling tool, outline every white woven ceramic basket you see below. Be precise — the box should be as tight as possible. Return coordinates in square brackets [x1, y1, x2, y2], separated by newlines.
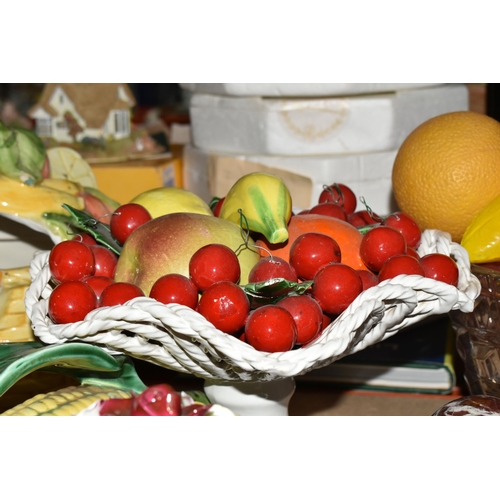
[25, 229, 481, 383]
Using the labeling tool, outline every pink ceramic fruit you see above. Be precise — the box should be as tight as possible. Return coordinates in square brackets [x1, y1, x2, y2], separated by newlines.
[114, 213, 260, 295]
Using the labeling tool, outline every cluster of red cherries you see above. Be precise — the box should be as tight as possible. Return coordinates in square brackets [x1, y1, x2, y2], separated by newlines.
[46, 182, 460, 354]
[95, 384, 214, 416]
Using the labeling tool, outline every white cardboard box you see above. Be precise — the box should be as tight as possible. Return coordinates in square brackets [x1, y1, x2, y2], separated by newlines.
[180, 83, 443, 97]
[183, 144, 400, 215]
[188, 84, 469, 156]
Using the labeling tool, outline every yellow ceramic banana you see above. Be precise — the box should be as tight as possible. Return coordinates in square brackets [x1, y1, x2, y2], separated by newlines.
[219, 172, 292, 244]
[130, 186, 213, 218]
[0, 174, 85, 219]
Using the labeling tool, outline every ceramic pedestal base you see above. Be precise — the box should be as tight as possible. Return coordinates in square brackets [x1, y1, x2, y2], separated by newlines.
[204, 378, 296, 416]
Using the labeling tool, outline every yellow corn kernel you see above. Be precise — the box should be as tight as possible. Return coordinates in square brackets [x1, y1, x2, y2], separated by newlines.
[1, 385, 132, 416]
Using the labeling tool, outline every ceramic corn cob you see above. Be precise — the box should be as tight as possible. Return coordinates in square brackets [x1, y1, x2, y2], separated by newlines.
[0, 267, 35, 343]
[1, 385, 132, 416]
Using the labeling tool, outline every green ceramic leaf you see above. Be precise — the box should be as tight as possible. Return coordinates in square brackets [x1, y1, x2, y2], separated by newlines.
[61, 204, 122, 255]
[242, 278, 313, 308]
[0, 121, 46, 184]
[186, 390, 211, 406]
[0, 342, 147, 398]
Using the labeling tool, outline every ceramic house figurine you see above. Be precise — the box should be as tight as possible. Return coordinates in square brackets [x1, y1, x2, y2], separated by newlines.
[28, 83, 136, 144]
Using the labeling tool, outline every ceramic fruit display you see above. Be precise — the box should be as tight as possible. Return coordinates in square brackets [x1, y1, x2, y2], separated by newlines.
[0, 114, 487, 415]
[22, 170, 479, 415]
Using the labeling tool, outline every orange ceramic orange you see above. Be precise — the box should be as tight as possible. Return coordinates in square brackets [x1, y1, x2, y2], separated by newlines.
[256, 213, 368, 271]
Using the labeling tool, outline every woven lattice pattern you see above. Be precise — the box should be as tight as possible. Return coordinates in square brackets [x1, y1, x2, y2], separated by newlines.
[25, 230, 480, 382]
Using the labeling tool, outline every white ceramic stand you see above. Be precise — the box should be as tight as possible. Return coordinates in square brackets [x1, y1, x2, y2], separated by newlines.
[204, 378, 296, 416]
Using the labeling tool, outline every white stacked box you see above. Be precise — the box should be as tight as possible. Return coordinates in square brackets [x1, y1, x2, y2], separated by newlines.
[179, 83, 443, 97]
[183, 145, 399, 214]
[182, 83, 469, 213]
[186, 84, 468, 156]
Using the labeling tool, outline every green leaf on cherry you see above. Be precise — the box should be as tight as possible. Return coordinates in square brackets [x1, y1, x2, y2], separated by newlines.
[242, 278, 313, 307]
[61, 203, 123, 255]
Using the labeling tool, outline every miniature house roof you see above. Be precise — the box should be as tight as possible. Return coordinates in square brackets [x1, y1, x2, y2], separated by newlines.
[29, 83, 137, 127]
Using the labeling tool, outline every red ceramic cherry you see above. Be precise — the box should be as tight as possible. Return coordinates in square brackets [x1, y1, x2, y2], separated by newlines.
[99, 282, 145, 307]
[359, 226, 407, 273]
[197, 281, 250, 334]
[49, 240, 95, 284]
[248, 256, 298, 283]
[82, 275, 115, 300]
[211, 197, 225, 217]
[277, 294, 323, 345]
[90, 245, 118, 278]
[189, 243, 241, 291]
[72, 233, 98, 246]
[244, 305, 297, 353]
[48, 280, 98, 324]
[110, 203, 152, 245]
[308, 202, 348, 221]
[420, 253, 459, 287]
[378, 254, 425, 282]
[181, 404, 214, 416]
[318, 183, 357, 215]
[357, 269, 379, 291]
[312, 263, 363, 316]
[149, 273, 199, 309]
[406, 246, 420, 260]
[289, 232, 341, 281]
[347, 210, 379, 228]
[384, 211, 421, 248]
[133, 384, 182, 416]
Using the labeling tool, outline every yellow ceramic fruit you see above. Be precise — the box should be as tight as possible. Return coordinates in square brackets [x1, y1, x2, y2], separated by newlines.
[1, 385, 131, 416]
[46, 147, 98, 188]
[38, 177, 82, 196]
[461, 194, 500, 263]
[392, 111, 500, 242]
[0, 174, 85, 236]
[219, 172, 293, 244]
[129, 186, 212, 219]
[0, 267, 35, 343]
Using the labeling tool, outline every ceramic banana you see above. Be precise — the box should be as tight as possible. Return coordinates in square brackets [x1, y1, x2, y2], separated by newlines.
[0, 174, 120, 241]
[219, 172, 293, 244]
